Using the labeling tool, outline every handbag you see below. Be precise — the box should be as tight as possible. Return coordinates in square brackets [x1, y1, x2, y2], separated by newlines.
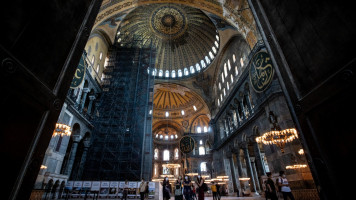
[202, 183, 208, 192]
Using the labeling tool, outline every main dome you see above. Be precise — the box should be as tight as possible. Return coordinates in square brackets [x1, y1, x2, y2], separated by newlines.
[116, 3, 220, 79]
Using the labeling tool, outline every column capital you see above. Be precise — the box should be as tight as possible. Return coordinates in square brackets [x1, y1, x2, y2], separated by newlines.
[83, 87, 90, 93]
[72, 135, 82, 142]
[89, 95, 96, 101]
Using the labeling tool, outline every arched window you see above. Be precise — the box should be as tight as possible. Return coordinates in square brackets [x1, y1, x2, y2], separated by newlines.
[154, 164, 158, 176]
[172, 70, 176, 78]
[96, 64, 100, 73]
[197, 127, 202, 133]
[158, 70, 163, 77]
[209, 51, 214, 59]
[99, 52, 103, 60]
[163, 150, 170, 161]
[184, 68, 189, 76]
[200, 162, 207, 172]
[154, 149, 158, 160]
[218, 99, 220, 106]
[91, 55, 95, 65]
[224, 63, 228, 77]
[178, 69, 182, 77]
[212, 46, 217, 54]
[221, 73, 224, 83]
[218, 82, 221, 90]
[235, 66, 239, 76]
[228, 59, 231, 70]
[196, 63, 201, 71]
[227, 81, 230, 90]
[204, 126, 208, 132]
[233, 54, 236, 63]
[231, 74, 234, 83]
[240, 57, 244, 67]
[152, 68, 157, 76]
[174, 148, 179, 160]
[165, 70, 170, 78]
[205, 56, 211, 64]
[190, 66, 195, 74]
[201, 60, 206, 68]
[199, 146, 206, 155]
[216, 35, 219, 41]
[215, 41, 219, 48]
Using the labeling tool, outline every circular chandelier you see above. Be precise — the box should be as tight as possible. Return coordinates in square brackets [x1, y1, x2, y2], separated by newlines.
[286, 164, 307, 169]
[52, 123, 71, 137]
[256, 128, 298, 153]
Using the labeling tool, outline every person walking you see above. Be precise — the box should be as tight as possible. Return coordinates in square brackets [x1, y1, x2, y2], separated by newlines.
[277, 171, 295, 200]
[122, 180, 129, 200]
[196, 175, 205, 200]
[162, 177, 171, 200]
[215, 182, 221, 200]
[144, 181, 149, 200]
[139, 179, 147, 200]
[211, 182, 218, 200]
[265, 172, 278, 200]
[183, 176, 192, 200]
[175, 176, 184, 200]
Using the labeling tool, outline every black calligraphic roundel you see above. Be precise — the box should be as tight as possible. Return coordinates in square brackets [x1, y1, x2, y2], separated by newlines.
[179, 136, 195, 154]
[249, 51, 274, 93]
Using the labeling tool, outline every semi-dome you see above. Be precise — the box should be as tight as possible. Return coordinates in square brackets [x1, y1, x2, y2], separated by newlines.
[153, 83, 207, 119]
[117, 3, 220, 79]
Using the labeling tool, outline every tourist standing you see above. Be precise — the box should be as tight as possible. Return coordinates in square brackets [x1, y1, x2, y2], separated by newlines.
[277, 171, 295, 200]
[175, 176, 183, 200]
[183, 176, 192, 200]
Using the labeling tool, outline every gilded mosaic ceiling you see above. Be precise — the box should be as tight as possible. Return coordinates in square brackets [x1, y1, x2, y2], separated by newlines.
[153, 83, 208, 119]
[117, 3, 220, 79]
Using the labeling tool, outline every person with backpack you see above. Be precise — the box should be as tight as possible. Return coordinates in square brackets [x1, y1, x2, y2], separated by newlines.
[277, 171, 295, 200]
[265, 172, 278, 200]
[175, 176, 183, 200]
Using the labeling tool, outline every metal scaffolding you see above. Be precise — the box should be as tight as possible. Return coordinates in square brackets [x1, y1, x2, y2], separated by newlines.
[82, 36, 155, 181]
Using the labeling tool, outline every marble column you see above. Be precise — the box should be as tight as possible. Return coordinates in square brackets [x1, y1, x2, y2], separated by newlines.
[250, 157, 261, 192]
[239, 101, 247, 121]
[242, 144, 257, 193]
[253, 142, 266, 177]
[79, 88, 89, 112]
[64, 135, 81, 176]
[228, 155, 241, 194]
[87, 95, 96, 115]
[234, 150, 244, 177]
[76, 140, 90, 179]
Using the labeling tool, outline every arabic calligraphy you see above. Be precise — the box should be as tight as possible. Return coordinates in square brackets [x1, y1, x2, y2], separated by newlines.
[249, 51, 274, 93]
[70, 54, 86, 89]
[179, 136, 195, 154]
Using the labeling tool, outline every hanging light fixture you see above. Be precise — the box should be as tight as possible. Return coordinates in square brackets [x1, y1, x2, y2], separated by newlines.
[286, 164, 308, 169]
[256, 111, 298, 153]
[52, 123, 71, 137]
[256, 128, 298, 153]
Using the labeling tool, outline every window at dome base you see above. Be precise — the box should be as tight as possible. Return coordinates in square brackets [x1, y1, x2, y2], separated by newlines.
[117, 3, 219, 80]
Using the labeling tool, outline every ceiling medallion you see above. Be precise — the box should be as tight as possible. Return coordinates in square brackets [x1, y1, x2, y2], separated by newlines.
[150, 5, 187, 40]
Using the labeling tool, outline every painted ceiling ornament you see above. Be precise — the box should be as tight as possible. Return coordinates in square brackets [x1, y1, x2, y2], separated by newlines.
[117, 3, 219, 78]
[150, 4, 188, 40]
[249, 50, 275, 93]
